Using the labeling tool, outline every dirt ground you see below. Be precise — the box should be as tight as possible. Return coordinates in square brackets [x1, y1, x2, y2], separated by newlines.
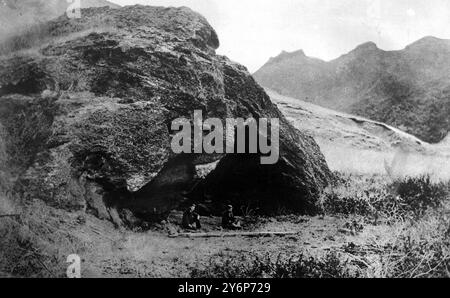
[57, 210, 398, 278]
[1, 180, 448, 278]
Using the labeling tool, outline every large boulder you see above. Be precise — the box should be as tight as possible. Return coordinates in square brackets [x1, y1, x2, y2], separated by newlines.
[0, 5, 332, 223]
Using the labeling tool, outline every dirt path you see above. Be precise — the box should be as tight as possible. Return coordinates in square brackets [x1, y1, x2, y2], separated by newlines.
[72, 212, 400, 278]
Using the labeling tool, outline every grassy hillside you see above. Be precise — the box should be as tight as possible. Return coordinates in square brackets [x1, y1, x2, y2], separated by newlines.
[268, 89, 450, 180]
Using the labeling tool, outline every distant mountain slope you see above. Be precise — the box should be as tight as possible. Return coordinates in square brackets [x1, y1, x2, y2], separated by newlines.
[267, 89, 428, 152]
[268, 89, 450, 177]
[0, 0, 120, 40]
[254, 37, 450, 143]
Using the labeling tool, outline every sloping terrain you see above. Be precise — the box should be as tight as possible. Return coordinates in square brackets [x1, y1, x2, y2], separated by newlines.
[268, 89, 450, 179]
[254, 37, 450, 143]
[268, 89, 427, 151]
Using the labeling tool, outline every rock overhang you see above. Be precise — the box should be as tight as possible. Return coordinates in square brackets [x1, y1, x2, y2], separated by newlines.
[0, 5, 333, 225]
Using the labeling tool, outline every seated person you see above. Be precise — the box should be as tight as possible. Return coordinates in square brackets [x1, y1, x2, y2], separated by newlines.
[182, 204, 201, 230]
[222, 205, 241, 230]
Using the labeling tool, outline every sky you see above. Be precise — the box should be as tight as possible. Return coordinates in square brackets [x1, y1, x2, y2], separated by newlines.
[109, 0, 450, 72]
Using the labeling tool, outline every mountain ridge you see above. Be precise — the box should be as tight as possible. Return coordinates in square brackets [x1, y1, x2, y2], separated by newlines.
[254, 36, 450, 143]
[267, 88, 450, 179]
[263, 36, 450, 66]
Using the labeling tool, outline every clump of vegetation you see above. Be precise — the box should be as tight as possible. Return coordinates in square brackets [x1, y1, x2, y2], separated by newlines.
[191, 252, 359, 278]
[318, 172, 449, 221]
[393, 175, 449, 218]
[317, 174, 381, 216]
[0, 201, 88, 278]
[0, 97, 55, 173]
[379, 214, 450, 278]
[315, 172, 450, 277]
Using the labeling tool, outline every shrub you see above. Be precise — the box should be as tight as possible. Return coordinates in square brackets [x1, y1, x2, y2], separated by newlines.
[0, 97, 55, 173]
[191, 252, 358, 278]
[380, 215, 450, 278]
[393, 175, 449, 218]
[317, 173, 392, 218]
[318, 173, 449, 221]
[383, 238, 450, 278]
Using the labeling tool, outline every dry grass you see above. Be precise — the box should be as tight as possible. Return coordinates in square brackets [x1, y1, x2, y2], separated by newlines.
[378, 211, 450, 278]
[318, 172, 449, 221]
[188, 172, 450, 278]
[191, 251, 359, 278]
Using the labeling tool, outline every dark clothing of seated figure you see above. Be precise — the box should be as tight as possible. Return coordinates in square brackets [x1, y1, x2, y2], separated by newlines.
[182, 208, 201, 230]
[222, 209, 241, 230]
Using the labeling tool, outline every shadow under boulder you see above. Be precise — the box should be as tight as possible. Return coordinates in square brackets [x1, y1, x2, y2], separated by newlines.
[194, 151, 326, 216]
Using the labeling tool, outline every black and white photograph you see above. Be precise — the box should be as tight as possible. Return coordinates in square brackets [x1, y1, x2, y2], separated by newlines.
[0, 0, 450, 283]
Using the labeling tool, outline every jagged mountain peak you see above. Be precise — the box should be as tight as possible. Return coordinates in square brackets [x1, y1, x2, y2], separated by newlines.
[408, 36, 447, 46]
[339, 41, 382, 60]
[280, 49, 306, 57]
[254, 36, 450, 143]
[266, 49, 308, 64]
[354, 41, 379, 51]
[405, 36, 450, 52]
